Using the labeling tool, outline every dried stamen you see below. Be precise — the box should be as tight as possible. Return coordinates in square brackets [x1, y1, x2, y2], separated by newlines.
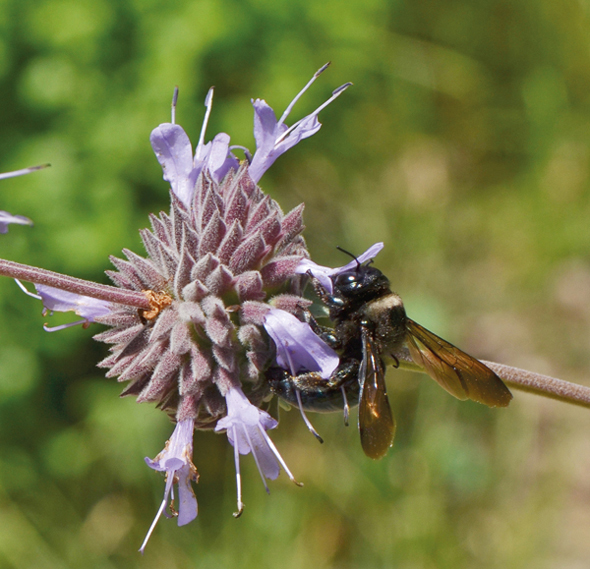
[140, 290, 173, 321]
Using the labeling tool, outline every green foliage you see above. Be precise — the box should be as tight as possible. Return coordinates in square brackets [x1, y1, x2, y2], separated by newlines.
[1, 0, 590, 566]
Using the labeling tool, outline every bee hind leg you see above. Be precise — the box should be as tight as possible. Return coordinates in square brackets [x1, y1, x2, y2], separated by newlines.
[266, 367, 326, 443]
[341, 386, 350, 426]
[294, 388, 324, 443]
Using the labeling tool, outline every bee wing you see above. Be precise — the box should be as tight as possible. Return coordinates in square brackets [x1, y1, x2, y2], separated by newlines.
[405, 319, 512, 408]
[358, 327, 396, 459]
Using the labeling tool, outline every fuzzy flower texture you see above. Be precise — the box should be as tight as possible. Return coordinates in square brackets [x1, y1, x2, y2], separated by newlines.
[30, 65, 351, 551]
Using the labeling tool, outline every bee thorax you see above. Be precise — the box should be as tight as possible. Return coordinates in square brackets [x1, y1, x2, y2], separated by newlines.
[364, 293, 403, 316]
[363, 294, 407, 349]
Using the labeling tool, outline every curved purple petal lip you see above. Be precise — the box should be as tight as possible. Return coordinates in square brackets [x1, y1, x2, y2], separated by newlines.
[150, 89, 238, 208]
[150, 123, 197, 207]
[264, 308, 339, 379]
[215, 385, 299, 515]
[248, 64, 352, 183]
[140, 419, 198, 554]
[15, 280, 113, 331]
[215, 386, 279, 469]
[0, 211, 32, 234]
[295, 242, 384, 294]
[35, 285, 113, 319]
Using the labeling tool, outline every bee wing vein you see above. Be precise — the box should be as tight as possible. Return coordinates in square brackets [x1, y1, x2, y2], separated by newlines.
[405, 319, 512, 407]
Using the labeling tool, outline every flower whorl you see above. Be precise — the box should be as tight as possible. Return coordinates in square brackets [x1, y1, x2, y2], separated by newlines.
[95, 164, 307, 428]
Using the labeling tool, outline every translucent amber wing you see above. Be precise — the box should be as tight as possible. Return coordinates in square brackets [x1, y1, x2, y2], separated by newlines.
[359, 328, 396, 459]
[406, 319, 512, 408]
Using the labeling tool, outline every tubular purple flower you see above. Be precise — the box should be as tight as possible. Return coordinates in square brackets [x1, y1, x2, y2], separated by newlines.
[295, 242, 384, 294]
[264, 308, 339, 379]
[35, 285, 113, 319]
[0, 163, 49, 233]
[0, 163, 49, 181]
[140, 418, 198, 554]
[215, 384, 299, 516]
[248, 63, 352, 183]
[0, 211, 32, 234]
[17, 281, 113, 330]
[150, 88, 239, 208]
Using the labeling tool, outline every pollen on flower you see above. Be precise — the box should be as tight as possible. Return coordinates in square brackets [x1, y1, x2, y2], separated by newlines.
[139, 289, 173, 322]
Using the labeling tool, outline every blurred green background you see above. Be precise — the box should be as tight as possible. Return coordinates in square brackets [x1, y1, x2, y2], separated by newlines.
[1, 0, 590, 567]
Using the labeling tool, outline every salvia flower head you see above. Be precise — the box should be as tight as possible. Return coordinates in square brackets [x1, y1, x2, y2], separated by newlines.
[92, 65, 349, 425]
[93, 157, 312, 424]
[5, 65, 351, 550]
[59, 65, 349, 547]
[10, 66, 348, 548]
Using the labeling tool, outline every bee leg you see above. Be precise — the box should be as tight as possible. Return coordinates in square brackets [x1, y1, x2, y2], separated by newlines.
[307, 272, 346, 311]
[329, 360, 360, 425]
[341, 386, 350, 426]
[266, 367, 326, 442]
[390, 354, 400, 369]
[303, 310, 341, 349]
[294, 388, 324, 444]
[266, 360, 360, 427]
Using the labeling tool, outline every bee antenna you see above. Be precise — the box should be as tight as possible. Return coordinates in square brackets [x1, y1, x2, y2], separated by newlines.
[336, 246, 361, 267]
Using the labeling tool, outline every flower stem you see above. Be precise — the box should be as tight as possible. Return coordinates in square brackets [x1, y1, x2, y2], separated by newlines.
[397, 351, 590, 409]
[482, 360, 590, 409]
[0, 258, 151, 309]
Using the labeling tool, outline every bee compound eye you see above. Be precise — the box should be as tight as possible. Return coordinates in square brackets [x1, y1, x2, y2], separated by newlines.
[334, 272, 358, 287]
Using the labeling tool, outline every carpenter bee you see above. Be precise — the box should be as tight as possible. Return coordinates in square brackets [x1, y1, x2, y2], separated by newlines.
[267, 253, 512, 460]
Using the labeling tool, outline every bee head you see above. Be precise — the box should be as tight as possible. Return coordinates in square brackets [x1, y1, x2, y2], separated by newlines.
[331, 264, 391, 302]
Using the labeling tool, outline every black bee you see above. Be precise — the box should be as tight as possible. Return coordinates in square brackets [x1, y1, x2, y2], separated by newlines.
[267, 255, 512, 460]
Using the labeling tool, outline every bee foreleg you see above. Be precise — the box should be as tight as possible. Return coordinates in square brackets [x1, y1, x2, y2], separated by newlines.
[307, 272, 345, 311]
[303, 310, 341, 349]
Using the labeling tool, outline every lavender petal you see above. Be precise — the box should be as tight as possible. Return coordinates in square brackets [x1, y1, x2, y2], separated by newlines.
[0, 211, 33, 234]
[264, 308, 339, 379]
[35, 284, 112, 321]
[150, 123, 197, 207]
